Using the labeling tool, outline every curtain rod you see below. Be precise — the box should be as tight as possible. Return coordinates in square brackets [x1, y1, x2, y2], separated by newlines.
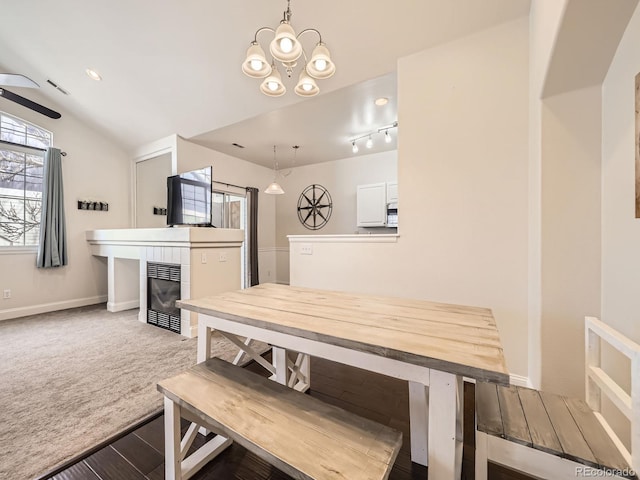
[213, 180, 248, 191]
[0, 139, 67, 156]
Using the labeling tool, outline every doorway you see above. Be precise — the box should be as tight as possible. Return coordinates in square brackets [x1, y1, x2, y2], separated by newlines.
[212, 189, 248, 288]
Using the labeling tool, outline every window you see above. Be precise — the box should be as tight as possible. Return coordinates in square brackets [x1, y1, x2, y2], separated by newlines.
[0, 112, 52, 246]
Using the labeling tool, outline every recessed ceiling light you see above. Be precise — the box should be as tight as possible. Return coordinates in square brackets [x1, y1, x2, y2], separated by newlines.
[85, 69, 102, 81]
[375, 97, 389, 106]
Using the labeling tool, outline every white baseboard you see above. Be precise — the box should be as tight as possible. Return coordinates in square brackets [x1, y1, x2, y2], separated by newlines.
[106, 299, 140, 312]
[509, 373, 532, 388]
[0, 295, 108, 322]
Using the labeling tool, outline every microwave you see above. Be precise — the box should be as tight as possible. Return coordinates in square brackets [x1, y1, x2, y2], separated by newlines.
[386, 203, 398, 227]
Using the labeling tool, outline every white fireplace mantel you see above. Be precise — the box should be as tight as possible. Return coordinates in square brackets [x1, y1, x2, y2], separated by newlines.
[86, 228, 244, 337]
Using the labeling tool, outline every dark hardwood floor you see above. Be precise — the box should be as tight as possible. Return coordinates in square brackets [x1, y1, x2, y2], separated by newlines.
[47, 357, 533, 480]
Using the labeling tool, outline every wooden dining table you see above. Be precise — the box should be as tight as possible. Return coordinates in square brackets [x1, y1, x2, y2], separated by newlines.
[177, 283, 509, 479]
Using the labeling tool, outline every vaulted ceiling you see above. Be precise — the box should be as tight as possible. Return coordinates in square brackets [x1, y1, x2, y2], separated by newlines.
[0, 0, 531, 165]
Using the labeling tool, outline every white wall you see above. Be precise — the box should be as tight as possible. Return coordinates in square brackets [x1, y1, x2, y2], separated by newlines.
[540, 86, 602, 397]
[276, 150, 397, 284]
[0, 91, 130, 320]
[291, 18, 530, 378]
[601, 1, 640, 442]
[175, 137, 278, 284]
[135, 153, 171, 228]
[527, 0, 569, 390]
[602, 1, 640, 362]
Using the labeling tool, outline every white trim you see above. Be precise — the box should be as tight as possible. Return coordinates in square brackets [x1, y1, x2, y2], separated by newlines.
[594, 411, 633, 468]
[106, 299, 140, 312]
[288, 234, 399, 243]
[0, 246, 38, 255]
[258, 246, 288, 253]
[509, 373, 532, 387]
[586, 316, 640, 359]
[0, 295, 108, 322]
[480, 433, 631, 480]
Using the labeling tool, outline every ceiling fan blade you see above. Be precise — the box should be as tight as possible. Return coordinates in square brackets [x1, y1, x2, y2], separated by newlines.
[0, 88, 61, 119]
[0, 73, 39, 89]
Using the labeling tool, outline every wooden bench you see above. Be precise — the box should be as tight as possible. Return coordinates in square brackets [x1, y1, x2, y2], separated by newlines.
[475, 316, 639, 480]
[157, 357, 403, 480]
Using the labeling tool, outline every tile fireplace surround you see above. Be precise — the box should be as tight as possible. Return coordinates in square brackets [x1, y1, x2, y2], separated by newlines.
[86, 228, 244, 337]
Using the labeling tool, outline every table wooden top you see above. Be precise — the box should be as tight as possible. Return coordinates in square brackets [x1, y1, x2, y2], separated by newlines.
[177, 283, 509, 384]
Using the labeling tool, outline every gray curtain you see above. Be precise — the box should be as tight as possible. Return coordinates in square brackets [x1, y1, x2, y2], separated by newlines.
[247, 187, 259, 286]
[37, 147, 67, 268]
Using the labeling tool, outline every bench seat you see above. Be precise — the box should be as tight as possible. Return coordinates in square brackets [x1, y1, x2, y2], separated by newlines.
[157, 357, 402, 480]
[476, 382, 637, 479]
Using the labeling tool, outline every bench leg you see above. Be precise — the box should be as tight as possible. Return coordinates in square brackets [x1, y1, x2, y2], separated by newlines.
[163, 396, 233, 480]
[428, 370, 463, 480]
[165, 397, 183, 480]
[475, 431, 488, 480]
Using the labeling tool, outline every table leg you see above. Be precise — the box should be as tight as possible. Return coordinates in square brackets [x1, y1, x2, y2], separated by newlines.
[428, 370, 463, 479]
[197, 321, 212, 363]
[408, 381, 429, 467]
[272, 346, 288, 385]
[196, 320, 213, 436]
[271, 348, 311, 391]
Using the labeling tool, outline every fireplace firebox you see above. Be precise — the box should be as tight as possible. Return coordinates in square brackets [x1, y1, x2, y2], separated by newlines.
[147, 262, 181, 333]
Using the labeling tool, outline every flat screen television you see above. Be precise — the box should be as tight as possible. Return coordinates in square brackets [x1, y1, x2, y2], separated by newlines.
[166, 166, 212, 226]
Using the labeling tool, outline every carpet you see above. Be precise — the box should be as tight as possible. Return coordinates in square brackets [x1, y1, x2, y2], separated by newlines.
[0, 304, 268, 480]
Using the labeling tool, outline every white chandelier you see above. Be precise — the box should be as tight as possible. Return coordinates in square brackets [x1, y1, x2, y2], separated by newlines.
[242, 0, 336, 97]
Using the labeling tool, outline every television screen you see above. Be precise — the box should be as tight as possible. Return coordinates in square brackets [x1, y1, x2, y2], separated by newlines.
[166, 166, 212, 226]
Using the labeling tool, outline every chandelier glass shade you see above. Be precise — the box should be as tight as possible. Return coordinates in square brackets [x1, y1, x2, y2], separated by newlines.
[242, 0, 335, 97]
[260, 67, 286, 97]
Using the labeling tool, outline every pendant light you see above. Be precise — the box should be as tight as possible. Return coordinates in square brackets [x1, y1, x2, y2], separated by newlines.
[265, 145, 285, 195]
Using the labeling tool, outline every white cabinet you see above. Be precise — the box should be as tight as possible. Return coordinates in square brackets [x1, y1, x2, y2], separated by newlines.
[387, 182, 398, 204]
[357, 182, 388, 227]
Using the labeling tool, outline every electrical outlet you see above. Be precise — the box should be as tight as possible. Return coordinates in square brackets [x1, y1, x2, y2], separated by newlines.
[3, 289, 11, 299]
[201, 253, 207, 264]
[219, 252, 228, 262]
[300, 244, 313, 255]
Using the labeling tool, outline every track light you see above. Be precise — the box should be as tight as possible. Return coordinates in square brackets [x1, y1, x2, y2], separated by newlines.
[366, 136, 373, 149]
[349, 121, 398, 154]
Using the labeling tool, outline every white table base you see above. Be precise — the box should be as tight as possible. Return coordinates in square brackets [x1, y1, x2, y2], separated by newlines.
[196, 313, 465, 479]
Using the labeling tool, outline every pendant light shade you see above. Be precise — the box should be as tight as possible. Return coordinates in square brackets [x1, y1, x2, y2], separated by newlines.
[264, 181, 285, 195]
[306, 43, 336, 79]
[265, 145, 286, 195]
[294, 69, 319, 97]
[242, 43, 271, 78]
[270, 22, 302, 63]
[260, 67, 286, 97]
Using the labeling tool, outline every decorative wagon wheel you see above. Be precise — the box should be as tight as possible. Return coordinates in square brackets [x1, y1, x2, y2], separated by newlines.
[297, 184, 332, 230]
